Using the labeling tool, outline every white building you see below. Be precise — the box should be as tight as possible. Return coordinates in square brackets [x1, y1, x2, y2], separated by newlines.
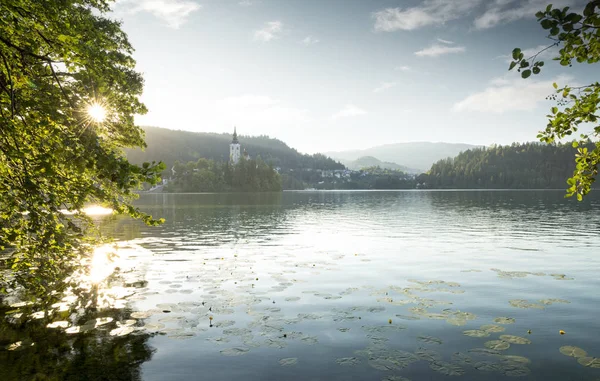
[230, 127, 241, 164]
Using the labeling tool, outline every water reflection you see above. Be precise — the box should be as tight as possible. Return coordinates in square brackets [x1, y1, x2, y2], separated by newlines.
[0, 244, 156, 381]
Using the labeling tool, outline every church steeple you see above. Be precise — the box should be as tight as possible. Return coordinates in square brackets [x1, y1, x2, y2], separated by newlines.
[232, 126, 239, 144]
[230, 126, 241, 164]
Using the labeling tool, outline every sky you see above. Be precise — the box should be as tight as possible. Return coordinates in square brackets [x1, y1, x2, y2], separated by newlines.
[109, 0, 596, 153]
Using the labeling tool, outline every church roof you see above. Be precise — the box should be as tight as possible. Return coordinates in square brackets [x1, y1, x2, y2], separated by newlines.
[231, 126, 239, 144]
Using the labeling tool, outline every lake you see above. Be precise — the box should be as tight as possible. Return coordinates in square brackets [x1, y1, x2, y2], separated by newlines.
[2, 190, 600, 381]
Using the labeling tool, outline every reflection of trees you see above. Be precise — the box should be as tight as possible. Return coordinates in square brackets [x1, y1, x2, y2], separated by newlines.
[0, 257, 155, 381]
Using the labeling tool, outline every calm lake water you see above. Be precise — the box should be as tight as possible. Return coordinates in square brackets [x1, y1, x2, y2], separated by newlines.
[3, 190, 600, 380]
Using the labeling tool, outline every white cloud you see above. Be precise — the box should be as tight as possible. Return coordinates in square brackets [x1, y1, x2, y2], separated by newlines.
[301, 36, 320, 46]
[474, 0, 574, 29]
[115, 0, 201, 28]
[453, 75, 572, 113]
[372, 0, 482, 31]
[415, 44, 466, 57]
[254, 21, 283, 42]
[239, 0, 254, 6]
[437, 38, 454, 44]
[394, 65, 411, 71]
[331, 104, 367, 120]
[373, 82, 398, 93]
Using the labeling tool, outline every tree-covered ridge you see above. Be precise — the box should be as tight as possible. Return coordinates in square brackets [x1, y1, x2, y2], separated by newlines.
[420, 142, 596, 189]
[165, 157, 282, 193]
[126, 126, 344, 172]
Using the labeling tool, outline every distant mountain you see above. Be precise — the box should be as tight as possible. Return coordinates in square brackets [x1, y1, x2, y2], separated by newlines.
[341, 156, 418, 173]
[125, 126, 344, 171]
[325, 142, 482, 172]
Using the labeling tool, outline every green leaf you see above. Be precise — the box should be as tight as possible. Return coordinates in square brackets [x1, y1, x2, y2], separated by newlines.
[541, 19, 553, 29]
[509, 61, 517, 71]
[512, 48, 521, 60]
[553, 82, 558, 89]
[521, 70, 531, 79]
[551, 107, 558, 114]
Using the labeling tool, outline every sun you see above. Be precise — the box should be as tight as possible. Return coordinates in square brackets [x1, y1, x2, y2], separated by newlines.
[87, 103, 107, 123]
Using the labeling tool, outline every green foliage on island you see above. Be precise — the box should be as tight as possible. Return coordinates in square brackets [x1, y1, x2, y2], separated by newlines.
[165, 157, 282, 192]
[420, 142, 595, 189]
[509, 1, 599, 199]
[126, 126, 344, 173]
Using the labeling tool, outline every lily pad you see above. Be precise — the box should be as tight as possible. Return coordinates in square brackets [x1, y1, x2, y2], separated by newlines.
[336, 357, 361, 366]
[499, 335, 531, 345]
[47, 321, 70, 329]
[382, 377, 411, 381]
[430, 361, 465, 376]
[415, 348, 442, 362]
[130, 311, 153, 319]
[418, 335, 443, 345]
[110, 326, 135, 337]
[494, 317, 515, 325]
[577, 357, 600, 368]
[485, 340, 510, 351]
[279, 358, 298, 366]
[559, 346, 588, 358]
[480, 324, 505, 333]
[463, 329, 490, 338]
[220, 347, 250, 356]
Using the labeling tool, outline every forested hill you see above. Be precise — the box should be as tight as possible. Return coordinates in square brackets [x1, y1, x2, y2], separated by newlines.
[420, 142, 593, 189]
[125, 126, 344, 171]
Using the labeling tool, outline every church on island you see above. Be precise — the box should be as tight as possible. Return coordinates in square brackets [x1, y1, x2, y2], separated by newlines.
[229, 127, 249, 164]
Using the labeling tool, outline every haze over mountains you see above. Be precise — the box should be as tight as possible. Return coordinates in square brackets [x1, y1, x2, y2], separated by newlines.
[325, 143, 482, 173]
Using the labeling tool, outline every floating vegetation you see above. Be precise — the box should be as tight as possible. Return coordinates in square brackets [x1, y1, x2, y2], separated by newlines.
[451, 352, 472, 364]
[484, 340, 510, 351]
[284, 296, 300, 302]
[418, 335, 443, 345]
[47, 321, 70, 329]
[468, 348, 501, 356]
[279, 358, 298, 366]
[395, 314, 420, 321]
[539, 298, 570, 305]
[473, 361, 504, 372]
[499, 335, 531, 345]
[463, 329, 490, 338]
[382, 376, 411, 381]
[493, 317, 515, 325]
[336, 357, 361, 366]
[109, 326, 135, 337]
[130, 311, 153, 319]
[337, 328, 350, 332]
[167, 331, 196, 340]
[500, 355, 531, 365]
[430, 361, 465, 376]
[509, 299, 545, 309]
[220, 347, 250, 356]
[415, 347, 442, 362]
[577, 357, 600, 368]
[559, 346, 588, 358]
[480, 324, 505, 333]
[550, 274, 574, 281]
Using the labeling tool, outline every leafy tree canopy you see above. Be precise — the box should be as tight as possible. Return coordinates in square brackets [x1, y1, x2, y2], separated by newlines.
[509, 0, 599, 200]
[0, 0, 164, 298]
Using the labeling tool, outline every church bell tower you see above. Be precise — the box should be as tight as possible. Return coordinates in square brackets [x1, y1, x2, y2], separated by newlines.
[229, 126, 241, 164]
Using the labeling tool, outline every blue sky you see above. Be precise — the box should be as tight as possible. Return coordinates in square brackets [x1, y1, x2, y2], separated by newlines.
[110, 0, 596, 153]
